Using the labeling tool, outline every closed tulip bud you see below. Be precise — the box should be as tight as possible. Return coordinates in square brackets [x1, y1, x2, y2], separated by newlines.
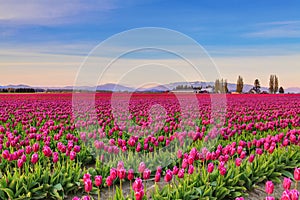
[32, 143, 39, 152]
[235, 158, 242, 167]
[172, 166, 179, 175]
[53, 152, 59, 163]
[69, 151, 76, 160]
[265, 197, 275, 200]
[132, 178, 144, 192]
[289, 189, 299, 200]
[177, 149, 183, 159]
[188, 165, 194, 175]
[182, 158, 188, 169]
[138, 162, 146, 173]
[106, 176, 113, 187]
[280, 190, 290, 200]
[188, 155, 194, 165]
[156, 166, 162, 174]
[248, 154, 255, 163]
[294, 168, 300, 181]
[207, 163, 214, 173]
[73, 145, 80, 153]
[155, 172, 161, 182]
[84, 179, 92, 193]
[143, 168, 151, 180]
[283, 177, 292, 190]
[127, 169, 134, 181]
[164, 169, 173, 182]
[83, 173, 91, 182]
[178, 168, 185, 179]
[219, 167, 226, 176]
[94, 175, 102, 187]
[135, 190, 144, 200]
[265, 181, 274, 195]
[17, 159, 23, 168]
[118, 168, 126, 180]
[31, 153, 38, 164]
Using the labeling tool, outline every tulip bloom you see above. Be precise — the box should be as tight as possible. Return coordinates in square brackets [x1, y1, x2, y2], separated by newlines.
[143, 168, 151, 180]
[31, 153, 38, 164]
[235, 158, 242, 167]
[265, 181, 274, 195]
[17, 159, 23, 168]
[155, 172, 161, 182]
[178, 168, 185, 179]
[127, 169, 134, 181]
[118, 168, 126, 180]
[265, 196, 275, 200]
[95, 175, 102, 187]
[283, 177, 292, 191]
[164, 169, 173, 182]
[294, 168, 300, 181]
[83, 173, 91, 182]
[207, 163, 214, 173]
[188, 165, 194, 175]
[84, 179, 92, 193]
[138, 162, 146, 174]
[106, 176, 113, 187]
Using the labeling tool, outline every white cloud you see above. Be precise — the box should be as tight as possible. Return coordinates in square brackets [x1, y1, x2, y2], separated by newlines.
[0, 0, 117, 25]
[245, 20, 300, 38]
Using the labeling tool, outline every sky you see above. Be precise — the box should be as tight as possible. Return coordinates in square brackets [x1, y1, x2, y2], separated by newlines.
[0, 0, 300, 88]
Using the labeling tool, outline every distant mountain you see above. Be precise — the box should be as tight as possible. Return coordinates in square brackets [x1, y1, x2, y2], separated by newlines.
[96, 83, 134, 92]
[5, 84, 32, 88]
[1, 82, 299, 93]
[285, 87, 300, 93]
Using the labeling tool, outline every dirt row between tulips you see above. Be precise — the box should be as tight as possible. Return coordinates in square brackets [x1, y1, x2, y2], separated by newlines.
[66, 176, 291, 200]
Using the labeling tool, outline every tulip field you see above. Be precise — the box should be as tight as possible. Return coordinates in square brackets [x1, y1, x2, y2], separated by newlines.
[0, 93, 300, 200]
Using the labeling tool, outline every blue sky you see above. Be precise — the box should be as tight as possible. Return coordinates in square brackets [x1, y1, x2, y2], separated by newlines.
[1, 0, 300, 88]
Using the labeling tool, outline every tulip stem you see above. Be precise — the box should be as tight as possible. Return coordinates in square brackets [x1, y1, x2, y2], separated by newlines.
[120, 179, 122, 195]
[168, 183, 171, 199]
[295, 181, 298, 190]
[98, 188, 101, 200]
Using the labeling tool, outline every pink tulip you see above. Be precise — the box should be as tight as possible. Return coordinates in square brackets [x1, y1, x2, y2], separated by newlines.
[143, 168, 151, 180]
[207, 163, 214, 173]
[294, 168, 300, 181]
[155, 172, 161, 182]
[164, 169, 173, 182]
[265, 181, 274, 195]
[283, 177, 292, 190]
[31, 153, 38, 164]
[138, 162, 146, 173]
[127, 169, 134, 181]
[84, 179, 92, 193]
[118, 168, 126, 180]
[94, 175, 102, 187]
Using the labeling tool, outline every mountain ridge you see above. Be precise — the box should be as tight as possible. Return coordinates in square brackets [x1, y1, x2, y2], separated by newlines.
[0, 82, 299, 93]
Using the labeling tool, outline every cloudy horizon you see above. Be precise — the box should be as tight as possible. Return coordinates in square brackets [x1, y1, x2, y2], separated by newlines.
[1, 0, 300, 88]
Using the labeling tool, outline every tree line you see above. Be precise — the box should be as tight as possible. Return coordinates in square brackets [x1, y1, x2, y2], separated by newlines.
[231, 75, 284, 94]
[0, 88, 45, 93]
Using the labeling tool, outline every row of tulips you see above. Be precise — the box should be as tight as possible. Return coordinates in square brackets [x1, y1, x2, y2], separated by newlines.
[0, 93, 299, 199]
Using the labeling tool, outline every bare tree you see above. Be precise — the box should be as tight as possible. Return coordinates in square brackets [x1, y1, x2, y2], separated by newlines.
[224, 79, 229, 93]
[274, 75, 279, 94]
[215, 79, 220, 93]
[269, 75, 274, 94]
[236, 75, 243, 93]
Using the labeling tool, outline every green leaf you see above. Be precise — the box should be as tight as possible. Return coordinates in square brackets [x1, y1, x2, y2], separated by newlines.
[0, 188, 14, 199]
